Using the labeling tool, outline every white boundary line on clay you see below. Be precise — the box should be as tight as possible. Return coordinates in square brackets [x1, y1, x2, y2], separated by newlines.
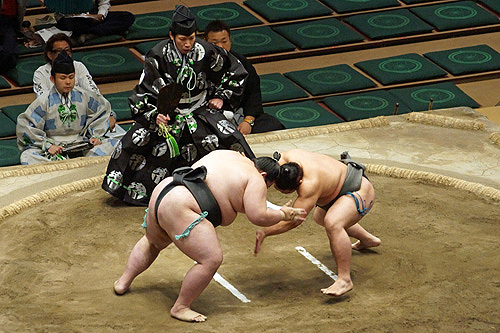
[213, 272, 251, 303]
[295, 246, 337, 281]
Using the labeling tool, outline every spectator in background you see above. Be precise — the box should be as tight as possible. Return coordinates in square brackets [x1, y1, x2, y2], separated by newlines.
[17, 51, 117, 164]
[55, 0, 134, 45]
[0, 0, 27, 73]
[204, 20, 285, 135]
[33, 33, 100, 96]
[33, 33, 122, 135]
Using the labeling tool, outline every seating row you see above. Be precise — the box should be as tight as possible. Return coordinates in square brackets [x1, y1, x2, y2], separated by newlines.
[18, 0, 500, 59]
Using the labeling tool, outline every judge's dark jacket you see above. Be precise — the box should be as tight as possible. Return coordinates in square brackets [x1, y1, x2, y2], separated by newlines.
[102, 37, 254, 206]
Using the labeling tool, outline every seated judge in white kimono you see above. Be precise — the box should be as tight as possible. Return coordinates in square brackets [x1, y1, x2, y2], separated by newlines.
[16, 50, 117, 165]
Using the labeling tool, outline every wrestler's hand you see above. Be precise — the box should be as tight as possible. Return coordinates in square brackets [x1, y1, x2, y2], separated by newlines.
[280, 202, 307, 223]
[89, 137, 101, 146]
[254, 229, 266, 256]
[156, 113, 170, 126]
[48, 144, 63, 156]
[208, 98, 223, 110]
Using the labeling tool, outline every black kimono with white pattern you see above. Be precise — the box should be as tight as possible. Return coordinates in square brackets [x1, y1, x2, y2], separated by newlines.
[102, 37, 253, 206]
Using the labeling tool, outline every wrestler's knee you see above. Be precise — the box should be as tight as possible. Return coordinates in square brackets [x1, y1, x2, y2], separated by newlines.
[203, 250, 223, 271]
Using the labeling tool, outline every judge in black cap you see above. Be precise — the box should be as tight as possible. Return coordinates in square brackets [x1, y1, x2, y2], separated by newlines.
[103, 4, 251, 209]
[50, 50, 75, 95]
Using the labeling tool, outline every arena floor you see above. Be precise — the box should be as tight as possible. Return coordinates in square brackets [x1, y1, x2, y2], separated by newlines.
[1, 0, 500, 331]
[1, 108, 499, 331]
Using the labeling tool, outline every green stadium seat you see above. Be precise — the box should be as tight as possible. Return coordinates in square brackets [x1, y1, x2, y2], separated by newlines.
[191, 2, 262, 31]
[72, 47, 143, 78]
[243, 0, 331, 22]
[125, 11, 173, 40]
[134, 40, 160, 55]
[273, 18, 364, 50]
[259, 73, 309, 103]
[26, 0, 42, 7]
[1, 104, 29, 123]
[18, 43, 45, 56]
[388, 82, 480, 111]
[0, 76, 10, 89]
[323, 90, 411, 121]
[399, 0, 438, 3]
[410, 1, 500, 31]
[119, 123, 134, 132]
[344, 9, 434, 40]
[355, 53, 447, 85]
[0, 139, 21, 167]
[230, 26, 296, 57]
[285, 64, 376, 96]
[0, 112, 17, 137]
[80, 34, 123, 46]
[103, 91, 133, 121]
[480, 0, 500, 15]
[5, 55, 45, 86]
[321, 0, 400, 14]
[264, 101, 343, 129]
[424, 44, 500, 75]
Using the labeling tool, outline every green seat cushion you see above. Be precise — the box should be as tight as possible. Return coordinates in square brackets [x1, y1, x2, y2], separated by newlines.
[0, 76, 10, 89]
[400, 0, 437, 3]
[0, 112, 17, 137]
[72, 47, 143, 78]
[191, 2, 262, 31]
[103, 91, 133, 121]
[355, 53, 447, 85]
[323, 90, 411, 121]
[5, 55, 45, 86]
[26, 0, 41, 7]
[259, 73, 309, 103]
[284, 64, 376, 96]
[80, 34, 123, 46]
[410, 1, 500, 31]
[125, 11, 173, 40]
[0, 139, 21, 166]
[119, 123, 134, 132]
[344, 9, 433, 40]
[480, 0, 500, 15]
[1, 104, 29, 123]
[243, 0, 332, 22]
[17, 43, 45, 56]
[263, 101, 343, 129]
[388, 82, 480, 111]
[273, 18, 364, 49]
[135, 40, 160, 55]
[424, 44, 500, 75]
[320, 0, 401, 14]
[230, 26, 296, 57]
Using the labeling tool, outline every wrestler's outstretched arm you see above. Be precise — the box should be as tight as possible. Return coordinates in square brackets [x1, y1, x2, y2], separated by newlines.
[254, 195, 316, 256]
[243, 179, 306, 227]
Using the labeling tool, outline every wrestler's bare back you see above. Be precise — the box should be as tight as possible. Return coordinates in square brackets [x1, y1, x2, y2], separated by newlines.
[280, 149, 347, 206]
[150, 150, 267, 227]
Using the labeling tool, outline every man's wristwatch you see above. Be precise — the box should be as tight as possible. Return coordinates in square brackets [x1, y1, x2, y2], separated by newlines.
[244, 118, 255, 127]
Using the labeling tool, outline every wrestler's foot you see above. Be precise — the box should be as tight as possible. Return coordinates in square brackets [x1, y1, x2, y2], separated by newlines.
[321, 278, 353, 297]
[113, 280, 130, 295]
[170, 306, 207, 322]
[352, 236, 381, 251]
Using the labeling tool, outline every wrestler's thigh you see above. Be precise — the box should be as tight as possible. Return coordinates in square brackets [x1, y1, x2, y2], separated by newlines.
[172, 218, 222, 264]
[313, 207, 326, 227]
[145, 215, 172, 250]
[324, 195, 364, 230]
